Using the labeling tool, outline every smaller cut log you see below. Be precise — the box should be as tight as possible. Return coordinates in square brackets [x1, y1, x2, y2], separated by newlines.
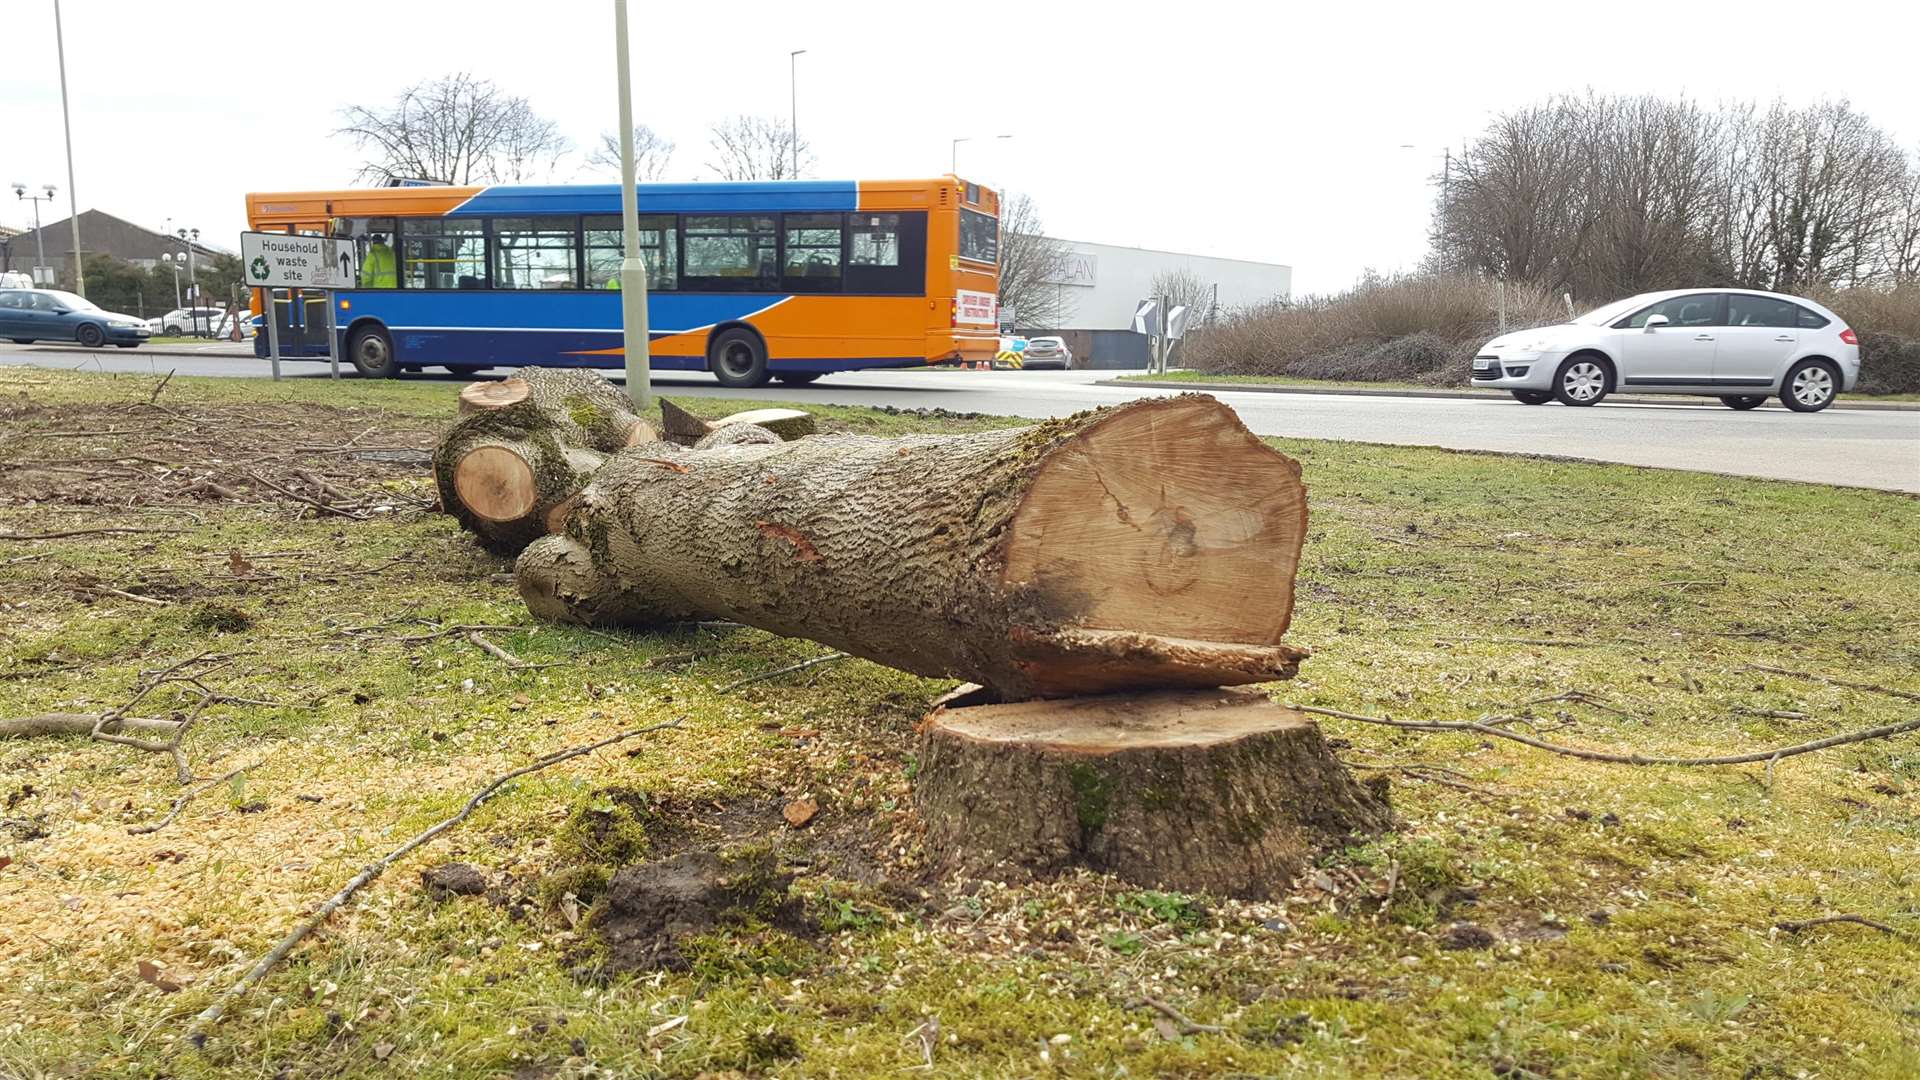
[436, 368, 661, 554]
[915, 686, 1391, 899]
[659, 398, 815, 445]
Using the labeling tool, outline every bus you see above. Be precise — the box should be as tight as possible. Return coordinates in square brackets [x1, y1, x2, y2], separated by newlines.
[243, 177, 1001, 386]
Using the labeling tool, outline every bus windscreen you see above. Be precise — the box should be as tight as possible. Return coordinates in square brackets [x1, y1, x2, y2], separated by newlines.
[959, 208, 998, 265]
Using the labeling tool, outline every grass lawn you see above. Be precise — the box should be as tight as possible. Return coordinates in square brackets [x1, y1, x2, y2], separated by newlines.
[2, 368, 1918, 1078]
[1112, 369, 1920, 403]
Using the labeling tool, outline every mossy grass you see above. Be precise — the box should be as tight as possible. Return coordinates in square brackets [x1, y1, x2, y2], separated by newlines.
[1, 367, 1917, 1077]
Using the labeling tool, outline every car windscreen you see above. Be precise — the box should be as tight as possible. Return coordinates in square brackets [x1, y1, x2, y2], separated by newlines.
[44, 290, 97, 311]
[1575, 297, 1642, 326]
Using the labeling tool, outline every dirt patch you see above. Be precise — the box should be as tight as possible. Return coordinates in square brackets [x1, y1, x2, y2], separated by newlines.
[593, 846, 812, 974]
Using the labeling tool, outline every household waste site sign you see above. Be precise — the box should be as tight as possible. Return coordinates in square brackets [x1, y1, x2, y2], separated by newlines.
[240, 231, 358, 289]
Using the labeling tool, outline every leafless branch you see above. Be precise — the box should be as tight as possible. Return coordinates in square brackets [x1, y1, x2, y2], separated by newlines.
[717, 652, 849, 693]
[187, 718, 684, 1045]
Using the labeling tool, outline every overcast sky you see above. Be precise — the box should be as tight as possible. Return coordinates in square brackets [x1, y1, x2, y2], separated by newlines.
[2, 0, 1914, 294]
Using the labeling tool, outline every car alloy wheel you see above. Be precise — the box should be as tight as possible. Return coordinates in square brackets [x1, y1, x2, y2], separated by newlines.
[1557, 359, 1607, 405]
[1789, 366, 1833, 409]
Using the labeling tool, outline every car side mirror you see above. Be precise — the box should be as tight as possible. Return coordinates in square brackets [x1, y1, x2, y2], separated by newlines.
[1643, 314, 1669, 332]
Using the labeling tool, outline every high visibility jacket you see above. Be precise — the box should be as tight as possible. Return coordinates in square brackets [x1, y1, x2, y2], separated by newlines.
[362, 243, 397, 288]
[604, 276, 621, 290]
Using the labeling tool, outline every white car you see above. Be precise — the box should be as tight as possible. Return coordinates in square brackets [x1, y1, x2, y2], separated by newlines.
[1472, 288, 1860, 412]
[148, 307, 226, 336]
[1022, 336, 1073, 369]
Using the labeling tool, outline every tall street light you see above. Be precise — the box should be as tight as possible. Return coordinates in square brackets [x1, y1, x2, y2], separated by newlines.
[613, 0, 651, 411]
[789, 49, 807, 179]
[951, 134, 1012, 175]
[54, 0, 84, 297]
[12, 183, 56, 284]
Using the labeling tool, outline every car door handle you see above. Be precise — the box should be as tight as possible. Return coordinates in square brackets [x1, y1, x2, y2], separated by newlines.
[1774, 335, 1794, 342]
[1693, 334, 1714, 341]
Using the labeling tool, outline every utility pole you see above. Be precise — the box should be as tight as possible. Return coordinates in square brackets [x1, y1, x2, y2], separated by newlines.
[613, 0, 651, 411]
[54, 0, 84, 297]
[789, 49, 806, 179]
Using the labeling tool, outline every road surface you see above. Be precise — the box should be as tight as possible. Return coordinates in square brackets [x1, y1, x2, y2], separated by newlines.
[3, 343, 1915, 493]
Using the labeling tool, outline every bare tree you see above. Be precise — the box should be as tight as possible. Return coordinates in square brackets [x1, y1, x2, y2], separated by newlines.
[587, 125, 677, 181]
[338, 73, 570, 185]
[1150, 267, 1216, 366]
[996, 192, 1070, 329]
[704, 115, 813, 180]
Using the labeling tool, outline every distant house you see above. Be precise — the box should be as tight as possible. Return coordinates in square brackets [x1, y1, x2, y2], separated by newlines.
[0, 209, 226, 278]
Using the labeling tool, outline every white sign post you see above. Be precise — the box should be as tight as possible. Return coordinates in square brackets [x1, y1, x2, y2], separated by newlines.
[241, 231, 358, 381]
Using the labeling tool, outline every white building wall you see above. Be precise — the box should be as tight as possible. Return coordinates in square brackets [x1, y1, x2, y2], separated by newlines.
[1036, 239, 1292, 330]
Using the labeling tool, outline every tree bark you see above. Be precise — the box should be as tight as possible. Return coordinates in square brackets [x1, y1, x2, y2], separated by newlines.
[514, 394, 1310, 700]
[914, 686, 1392, 899]
[434, 369, 658, 554]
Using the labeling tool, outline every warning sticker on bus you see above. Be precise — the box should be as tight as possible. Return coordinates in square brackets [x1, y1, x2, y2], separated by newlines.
[956, 290, 998, 326]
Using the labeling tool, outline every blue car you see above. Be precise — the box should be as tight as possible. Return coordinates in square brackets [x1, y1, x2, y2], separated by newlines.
[0, 287, 151, 348]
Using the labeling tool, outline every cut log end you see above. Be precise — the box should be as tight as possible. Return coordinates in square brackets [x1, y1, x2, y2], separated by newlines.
[1002, 395, 1306, 654]
[453, 445, 538, 523]
[458, 377, 531, 414]
[1013, 628, 1308, 698]
[623, 419, 660, 447]
[916, 686, 1390, 899]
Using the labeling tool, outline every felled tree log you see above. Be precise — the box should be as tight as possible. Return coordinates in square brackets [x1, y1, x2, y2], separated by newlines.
[435, 369, 660, 554]
[515, 394, 1310, 699]
[659, 398, 816, 445]
[915, 685, 1392, 898]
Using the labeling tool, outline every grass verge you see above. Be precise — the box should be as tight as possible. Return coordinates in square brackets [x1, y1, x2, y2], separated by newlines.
[2, 368, 1918, 1078]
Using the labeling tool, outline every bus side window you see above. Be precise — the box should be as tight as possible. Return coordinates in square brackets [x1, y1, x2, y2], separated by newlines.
[846, 213, 925, 295]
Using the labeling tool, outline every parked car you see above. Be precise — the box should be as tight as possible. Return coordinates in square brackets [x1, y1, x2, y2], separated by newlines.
[0, 287, 150, 348]
[1472, 288, 1859, 412]
[147, 307, 226, 336]
[1022, 335, 1073, 369]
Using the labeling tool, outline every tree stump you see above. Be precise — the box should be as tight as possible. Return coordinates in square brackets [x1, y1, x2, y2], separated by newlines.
[915, 685, 1391, 899]
[514, 394, 1311, 700]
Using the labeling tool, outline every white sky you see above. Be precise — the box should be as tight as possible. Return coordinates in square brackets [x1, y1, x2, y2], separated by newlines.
[2, 0, 1914, 294]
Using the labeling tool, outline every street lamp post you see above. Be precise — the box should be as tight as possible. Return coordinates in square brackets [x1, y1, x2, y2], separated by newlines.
[177, 228, 201, 335]
[789, 49, 806, 179]
[54, 0, 84, 298]
[162, 253, 182, 310]
[12, 183, 57, 284]
[612, 0, 651, 411]
[950, 134, 1012, 175]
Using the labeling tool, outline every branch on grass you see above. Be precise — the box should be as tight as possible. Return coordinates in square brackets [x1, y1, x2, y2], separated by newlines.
[129, 765, 251, 836]
[0, 527, 183, 541]
[465, 630, 561, 670]
[1127, 994, 1224, 1036]
[1776, 914, 1897, 935]
[186, 718, 684, 1046]
[246, 470, 369, 520]
[716, 652, 849, 693]
[1293, 703, 1920, 768]
[1747, 664, 1920, 705]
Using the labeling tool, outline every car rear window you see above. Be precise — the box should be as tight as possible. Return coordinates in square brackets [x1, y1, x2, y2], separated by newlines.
[1795, 306, 1830, 330]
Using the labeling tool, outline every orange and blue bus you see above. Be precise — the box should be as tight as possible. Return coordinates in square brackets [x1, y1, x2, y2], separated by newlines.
[243, 177, 1001, 386]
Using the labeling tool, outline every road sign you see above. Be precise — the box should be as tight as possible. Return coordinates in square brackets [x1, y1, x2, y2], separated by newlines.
[1166, 305, 1190, 341]
[1131, 298, 1159, 336]
[240, 231, 358, 289]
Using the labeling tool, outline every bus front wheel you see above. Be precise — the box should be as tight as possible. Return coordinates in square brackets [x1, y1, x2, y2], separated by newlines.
[349, 325, 399, 379]
[709, 328, 770, 388]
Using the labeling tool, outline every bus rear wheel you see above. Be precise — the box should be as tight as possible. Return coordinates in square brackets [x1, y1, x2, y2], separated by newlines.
[709, 328, 770, 388]
[774, 372, 822, 387]
[349, 325, 399, 379]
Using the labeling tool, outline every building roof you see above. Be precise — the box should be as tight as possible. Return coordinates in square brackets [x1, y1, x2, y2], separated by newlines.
[2, 209, 226, 263]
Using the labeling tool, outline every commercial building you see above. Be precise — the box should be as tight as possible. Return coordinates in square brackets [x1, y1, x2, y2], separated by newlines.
[0, 209, 225, 280]
[1025, 239, 1291, 368]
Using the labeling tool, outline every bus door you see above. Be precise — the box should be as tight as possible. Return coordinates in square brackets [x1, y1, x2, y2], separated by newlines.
[267, 288, 333, 355]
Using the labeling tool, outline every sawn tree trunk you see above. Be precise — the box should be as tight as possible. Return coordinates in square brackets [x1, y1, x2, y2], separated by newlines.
[515, 394, 1311, 700]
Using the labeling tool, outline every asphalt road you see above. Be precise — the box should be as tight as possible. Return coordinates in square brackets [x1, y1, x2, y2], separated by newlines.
[4, 342, 1916, 493]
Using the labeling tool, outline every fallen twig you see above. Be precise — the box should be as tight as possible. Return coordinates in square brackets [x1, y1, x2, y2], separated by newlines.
[1127, 994, 1224, 1035]
[1293, 703, 1920, 768]
[149, 369, 176, 403]
[1747, 665, 1920, 705]
[716, 652, 849, 693]
[80, 584, 171, 607]
[187, 718, 684, 1045]
[390, 623, 532, 643]
[128, 765, 250, 836]
[246, 470, 368, 520]
[1435, 636, 1615, 648]
[465, 630, 560, 670]
[1776, 914, 1897, 935]
[0, 527, 183, 541]
[0, 713, 181, 739]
